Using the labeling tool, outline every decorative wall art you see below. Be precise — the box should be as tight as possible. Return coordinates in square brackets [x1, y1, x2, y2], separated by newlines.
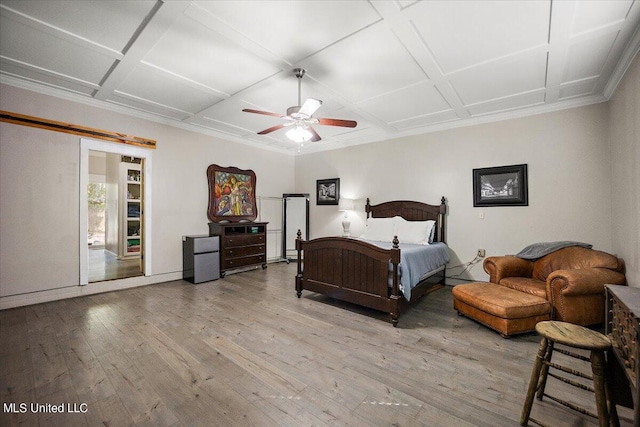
[473, 164, 528, 207]
[316, 178, 340, 205]
[207, 164, 257, 222]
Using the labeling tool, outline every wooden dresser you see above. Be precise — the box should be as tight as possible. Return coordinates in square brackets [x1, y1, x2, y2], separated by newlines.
[605, 284, 640, 426]
[208, 222, 268, 277]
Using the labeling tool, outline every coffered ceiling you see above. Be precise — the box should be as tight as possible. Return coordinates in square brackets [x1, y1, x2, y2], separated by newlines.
[1, 1, 639, 154]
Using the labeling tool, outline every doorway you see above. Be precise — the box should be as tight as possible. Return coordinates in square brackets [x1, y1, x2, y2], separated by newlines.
[86, 151, 143, 282]
[80, 138, 152, 285]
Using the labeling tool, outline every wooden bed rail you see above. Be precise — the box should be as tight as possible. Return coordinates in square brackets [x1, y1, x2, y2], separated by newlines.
[295, 230, 403, 325]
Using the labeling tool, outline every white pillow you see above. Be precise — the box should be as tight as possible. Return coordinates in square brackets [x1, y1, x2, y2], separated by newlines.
[360, 217, 396, 242]
[428, 221, 437, 243]
[395, 218, 436, 245]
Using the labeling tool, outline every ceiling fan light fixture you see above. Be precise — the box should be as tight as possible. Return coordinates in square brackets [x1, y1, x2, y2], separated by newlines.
[243, 68, 356, 146]
[286, 125, 313, 143]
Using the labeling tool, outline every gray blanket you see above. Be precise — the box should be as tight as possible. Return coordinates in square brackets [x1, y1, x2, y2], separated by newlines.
[360, 240, 450, 301]
[515, 241, 592, 260]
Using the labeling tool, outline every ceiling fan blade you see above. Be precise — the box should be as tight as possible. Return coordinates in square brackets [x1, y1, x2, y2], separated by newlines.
[317, 118, 357, 128]
[257, 124, 288, 135]
[308, 126, 322, 142]
[298, 98, 322, 117]
[242, 108, 283, 118]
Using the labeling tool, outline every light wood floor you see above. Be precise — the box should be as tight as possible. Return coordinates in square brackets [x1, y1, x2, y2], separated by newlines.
[88, 247, 142, 283]
[0, 263, 633, 426]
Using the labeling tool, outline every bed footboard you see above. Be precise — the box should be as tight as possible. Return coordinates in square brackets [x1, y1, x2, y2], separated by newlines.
[295, 232, 402, 326]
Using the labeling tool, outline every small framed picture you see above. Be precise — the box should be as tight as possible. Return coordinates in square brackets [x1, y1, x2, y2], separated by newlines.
[473, 164, 528, 207]
[316, 178, 340, 205]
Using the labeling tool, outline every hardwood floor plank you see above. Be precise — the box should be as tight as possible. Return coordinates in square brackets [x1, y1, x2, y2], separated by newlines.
[98, 349, 181, 426]
[36, 386, 86, 427]
[0, 263, 634, 426]
[295, 385, 382, 426]
[201, 335, 306, 395]
[29, 333, 75, 400]
[193, 373, 282, 426]
[229, 374, 330, 427]
[82, 393, 137, 427]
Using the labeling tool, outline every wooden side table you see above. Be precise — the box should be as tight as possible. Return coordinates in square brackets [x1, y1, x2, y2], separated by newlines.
[606, 284, 640, 427]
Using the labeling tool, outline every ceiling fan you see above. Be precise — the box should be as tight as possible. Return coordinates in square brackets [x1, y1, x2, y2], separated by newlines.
[242, 68, 357, 143]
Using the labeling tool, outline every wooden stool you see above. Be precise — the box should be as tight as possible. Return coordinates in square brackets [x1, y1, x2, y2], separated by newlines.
[520, 321, 617, 427]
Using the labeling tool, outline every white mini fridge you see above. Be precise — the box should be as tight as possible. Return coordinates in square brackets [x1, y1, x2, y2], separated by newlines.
[182, 235, 220, 283]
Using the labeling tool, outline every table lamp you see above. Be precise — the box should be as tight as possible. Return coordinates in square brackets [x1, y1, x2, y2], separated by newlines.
[338, 198, 355, 237]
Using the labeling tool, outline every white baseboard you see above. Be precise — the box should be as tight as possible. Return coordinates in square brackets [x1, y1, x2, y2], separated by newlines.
[0, 272, 183, 310]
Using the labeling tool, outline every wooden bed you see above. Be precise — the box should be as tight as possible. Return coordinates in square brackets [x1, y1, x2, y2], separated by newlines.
[295, 197, 447, 326]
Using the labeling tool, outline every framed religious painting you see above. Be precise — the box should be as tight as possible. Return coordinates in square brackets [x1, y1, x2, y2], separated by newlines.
[207, 164, 257, 222]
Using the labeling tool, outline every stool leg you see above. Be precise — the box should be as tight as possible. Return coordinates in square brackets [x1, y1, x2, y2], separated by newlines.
[521, 337, 549, 426]
[591, 350, 611, 427]
[536, 340, 555, 400]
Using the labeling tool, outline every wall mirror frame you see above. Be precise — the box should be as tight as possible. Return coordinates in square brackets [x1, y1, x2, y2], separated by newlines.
[283, 193, 310, 261]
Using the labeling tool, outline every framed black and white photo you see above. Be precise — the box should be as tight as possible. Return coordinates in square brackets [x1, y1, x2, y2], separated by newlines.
[473, 164, 528, 207]
[316, 178, 340, 205]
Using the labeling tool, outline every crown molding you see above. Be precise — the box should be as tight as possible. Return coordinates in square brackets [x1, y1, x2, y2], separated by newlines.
[0, 73, 615, 157]
[603, 25, 640, 99]
[0, 75, 296, 156]
[296, 93, 609, 155]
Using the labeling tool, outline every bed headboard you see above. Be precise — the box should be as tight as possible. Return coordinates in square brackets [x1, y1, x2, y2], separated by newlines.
[365, 197, 447, 243]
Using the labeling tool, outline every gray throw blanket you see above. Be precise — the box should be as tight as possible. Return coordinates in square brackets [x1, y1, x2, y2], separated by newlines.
[515, 241, 593, 260]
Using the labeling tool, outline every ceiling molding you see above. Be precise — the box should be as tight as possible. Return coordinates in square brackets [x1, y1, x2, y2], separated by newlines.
[0, 69, 613, 157]
[0, 74, 295, 156]
[1, 0, 639, 155]
[603, 24, 640, 99]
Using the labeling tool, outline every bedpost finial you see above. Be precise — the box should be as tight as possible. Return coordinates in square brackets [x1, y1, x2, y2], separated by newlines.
[392, 235, 399, 248]
[441, 196, 445, 204]
[297, 229, 302, 239]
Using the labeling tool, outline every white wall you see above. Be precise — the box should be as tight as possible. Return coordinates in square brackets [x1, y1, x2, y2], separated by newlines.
[2, 56, 636, 305]
[295, 103, 614, 282]
[0, 84, 294, 307]
[610, 52, 640, 287]
[88, 151, 106, 176]
[0, 123, 81, 295]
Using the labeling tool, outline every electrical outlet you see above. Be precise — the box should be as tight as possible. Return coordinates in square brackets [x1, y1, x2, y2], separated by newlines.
[477, 249, 486, 258]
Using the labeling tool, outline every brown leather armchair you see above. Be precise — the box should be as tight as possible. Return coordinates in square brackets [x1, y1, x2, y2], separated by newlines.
[483, 246, 626, 326]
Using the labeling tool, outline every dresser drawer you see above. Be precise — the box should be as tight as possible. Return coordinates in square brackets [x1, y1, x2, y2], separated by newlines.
[222, 254, 265, 270]
[610, 292, 639, 390]
[224, 233, 265, 248]
[224, 245, 265, 259]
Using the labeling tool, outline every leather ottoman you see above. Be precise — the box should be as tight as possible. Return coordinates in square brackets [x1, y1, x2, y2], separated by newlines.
[452, 282, 551, 337]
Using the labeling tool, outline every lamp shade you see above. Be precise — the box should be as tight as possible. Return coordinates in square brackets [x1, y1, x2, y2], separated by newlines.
[286, 126, 312, 143]
[338, 198, 354, 212]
